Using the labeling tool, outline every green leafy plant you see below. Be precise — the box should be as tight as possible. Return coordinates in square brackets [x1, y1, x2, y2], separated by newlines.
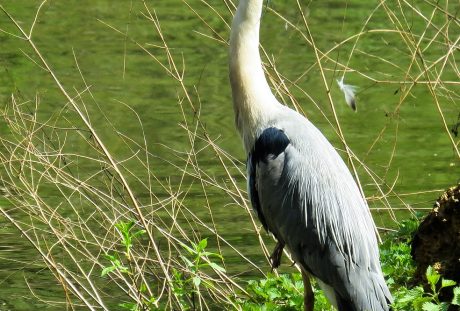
[392, 266, 460, 311]
[380, 217, 419, 289]
[170, 268, 191, 310]
[452, 287, 460, 306]
[101, 220, 146, 277]
[118, 302, 138, 311]
[101, 253, 130, 276]
[161, 238, 227, 310]
[380, 240, 416, 288]
[235, 216, 460, 311]
[392, 216, 422, 243]
[242, 273, 304, 310]
[179, 238, 226, 289]
[115, 220, 146, 261]
[236, 273, 333, 311]
[101, 221, 160, 310]
[377, 217, 460, 311]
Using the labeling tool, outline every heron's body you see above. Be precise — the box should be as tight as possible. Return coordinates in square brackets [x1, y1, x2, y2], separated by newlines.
[229, 1, 392, 310]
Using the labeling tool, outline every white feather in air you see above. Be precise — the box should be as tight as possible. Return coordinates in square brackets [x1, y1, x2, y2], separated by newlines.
[337, 77, 357, 111]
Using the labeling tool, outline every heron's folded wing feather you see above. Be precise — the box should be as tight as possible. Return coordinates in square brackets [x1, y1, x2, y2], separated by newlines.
[250, 123, 392, 310]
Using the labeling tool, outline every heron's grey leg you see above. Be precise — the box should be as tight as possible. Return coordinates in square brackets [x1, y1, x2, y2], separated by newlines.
[269, 241, 284, 270]
[302, 270, 314, 311]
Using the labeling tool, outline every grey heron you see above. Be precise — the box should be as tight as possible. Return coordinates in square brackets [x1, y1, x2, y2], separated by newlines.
[228, 1, 393, 310]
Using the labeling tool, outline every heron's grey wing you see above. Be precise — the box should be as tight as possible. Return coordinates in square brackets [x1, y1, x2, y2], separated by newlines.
[249, 125, 392, 311]
[248, 127, 289, 239]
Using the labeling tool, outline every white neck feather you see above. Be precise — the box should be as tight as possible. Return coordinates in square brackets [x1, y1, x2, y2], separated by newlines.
[229, 0, 279, 151]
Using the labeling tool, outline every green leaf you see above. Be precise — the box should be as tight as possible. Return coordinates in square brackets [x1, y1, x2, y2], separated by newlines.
[200, 251, 213, 257]
[132, 229, 146, 238]
[118, 302, 138, 311]
[104, 254, 117, 261]
[412, 296, 433, 311]
[178, 240, 195, 255]
[426, 266, 440, 290]
[114, 222, 124, 231]
[192, 276, 201, 288]
[115, 220, 135, 233]
[439, 302, 450, 311]
[422, 301, 440, 311]
[209, 262, 226, 273]
[441, 278, 456, 288]
[266, 287, 281, 300]
[197, 238, 208, 252]
[200, 251, 223, 259]
[180, 255, 194, 268]
[452, 287, 460, 306]
[121, 237, 131, 248]
[119, 265, 130, 274]
[101, 265, 117, 276]
[398, 286, 425, 303]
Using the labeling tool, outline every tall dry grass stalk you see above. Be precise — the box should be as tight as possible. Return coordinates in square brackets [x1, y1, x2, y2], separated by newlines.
[0, 0, 458, 309]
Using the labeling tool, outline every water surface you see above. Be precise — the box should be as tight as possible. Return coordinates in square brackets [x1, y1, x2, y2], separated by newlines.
[0, 0, 458, 309]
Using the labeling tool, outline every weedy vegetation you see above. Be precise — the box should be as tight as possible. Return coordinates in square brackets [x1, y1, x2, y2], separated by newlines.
[235, 218, 460, 311]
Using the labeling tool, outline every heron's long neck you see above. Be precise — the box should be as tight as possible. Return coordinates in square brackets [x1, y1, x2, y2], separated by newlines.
[229, 0, 277, 149]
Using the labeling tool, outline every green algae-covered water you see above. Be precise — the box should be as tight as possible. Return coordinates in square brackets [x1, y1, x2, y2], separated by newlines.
[0, 0, 458, 309]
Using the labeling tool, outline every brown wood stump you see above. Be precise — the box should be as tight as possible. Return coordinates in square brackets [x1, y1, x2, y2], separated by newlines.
[411, 183, 460, 303]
